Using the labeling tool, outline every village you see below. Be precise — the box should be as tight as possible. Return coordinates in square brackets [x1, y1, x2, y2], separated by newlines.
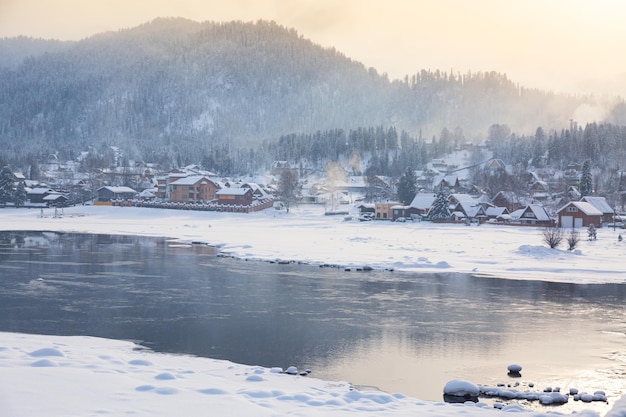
[2, 147, 623, 231]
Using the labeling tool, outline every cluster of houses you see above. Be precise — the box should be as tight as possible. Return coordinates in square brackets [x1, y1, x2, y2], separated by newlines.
[95, 170, 275, 213]
[9, 165, 276, 213]
[6, 154, 623, 228]
[355, 192, 618, 229]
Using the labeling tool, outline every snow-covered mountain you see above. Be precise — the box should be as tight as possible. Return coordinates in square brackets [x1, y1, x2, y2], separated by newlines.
[0, 18, 619, 163]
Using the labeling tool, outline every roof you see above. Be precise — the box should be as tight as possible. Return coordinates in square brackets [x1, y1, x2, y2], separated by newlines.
[97, 186, 137, 194]
[138, 190, 156, 198]
[522, 204, 552, 221]
[449, 193, 476, 204]
[170, 175, 213, 186]
[217, 188, 251, 196]
[454, 201, 484, 218]
[43, 194, 67, 201]
[409, 193, 436, 210]
[493, 190, 520, 202]
[558, 201, 603, 216]
[485, 206, 508, 217]
[581, 196, 613, 214]
[27, 187, 54, 195]
[432, 174, 458, 188]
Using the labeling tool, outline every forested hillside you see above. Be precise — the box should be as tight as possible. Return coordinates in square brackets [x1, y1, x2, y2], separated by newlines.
[0, 17, 622, 169]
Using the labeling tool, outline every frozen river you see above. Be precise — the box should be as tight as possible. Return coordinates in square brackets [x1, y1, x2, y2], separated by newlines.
[0, 231, 624, 413]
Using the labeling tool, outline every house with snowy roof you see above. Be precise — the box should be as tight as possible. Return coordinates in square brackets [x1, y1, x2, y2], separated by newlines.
[43, 193, 69, 207]
[448, 193, 477, 207]
[510, 204, 553, 225]
[492, 190, 523, 212]
[449, 197, 486, 221]
[155, 172, 188, 199]
[238, 182, 269, 199]
[529, 180, 550, 200]
[27, 187, 56, 204]
[405, 193, 437, 218]
[485, 159, 506, 172]
[580, 196, 614, 224]
[167, 175, 219, 203]
[432, 174, 459, 191]
[96, 186, 137, 202]
[391, 193, 437, 220]
[557, 201, 603, 228]
[485, 206, 511, 222]
[216, 187, 253, 206]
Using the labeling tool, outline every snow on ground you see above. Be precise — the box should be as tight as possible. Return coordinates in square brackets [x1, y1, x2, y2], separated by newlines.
[0, 331, 610, 417]
[1, 204, 626, 416]
[1, 204, 625, 284]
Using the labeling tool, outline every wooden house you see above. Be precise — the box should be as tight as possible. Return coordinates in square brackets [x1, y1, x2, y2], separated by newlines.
[216, 187, 253, 206]
[432, 174, 459, 191]
[580, 196, 614, 225]
[492, 191, 523, 212]
[557, 201, 602, 228]
[485, 159, 506, 172]
[27, 187, 56, 204]
[155, 172, 189, 199]
[374, 202, 399, 220]
[43, 193, 69, 207]
[485, 206, 511, 222]
[168, 175, 219, 203]
[529, 181, 550, 200]
[449, 196, 486, 221]
[512, 204, 553, 225]
[404, 193, 436, 219]
[96, 186, 137, 202]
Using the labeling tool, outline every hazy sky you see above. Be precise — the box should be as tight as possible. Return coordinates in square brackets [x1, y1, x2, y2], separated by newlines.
[2, 0, 626, 96]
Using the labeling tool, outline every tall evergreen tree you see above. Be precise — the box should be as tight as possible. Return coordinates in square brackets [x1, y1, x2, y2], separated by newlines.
[0, 166, 15, 206]
[427, 186, 451, 221]
[396, 166, 417, 205]
[580, 160, 593, 197]
[14, 182, 27, 207]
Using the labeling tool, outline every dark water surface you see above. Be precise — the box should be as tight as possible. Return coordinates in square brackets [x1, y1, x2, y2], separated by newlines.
[0, 231, 624, 413]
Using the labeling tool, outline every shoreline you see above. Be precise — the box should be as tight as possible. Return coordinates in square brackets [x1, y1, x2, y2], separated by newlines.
[0, 204, 625, 284]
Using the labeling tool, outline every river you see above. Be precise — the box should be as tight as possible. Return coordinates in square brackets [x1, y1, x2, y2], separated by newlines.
[0, 231, 624, 413]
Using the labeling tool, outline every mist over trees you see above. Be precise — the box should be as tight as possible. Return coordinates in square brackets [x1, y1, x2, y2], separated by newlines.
[1, 17, 621, 172]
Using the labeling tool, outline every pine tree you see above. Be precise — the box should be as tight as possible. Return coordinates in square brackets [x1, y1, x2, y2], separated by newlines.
[14, 182, 27, 207]
[587, 224, 597, 241]
[396, 166, 417, 205]
[0, 166, 15, 206]
[427, 187, 451, 221]
[580, 160, 592, 197]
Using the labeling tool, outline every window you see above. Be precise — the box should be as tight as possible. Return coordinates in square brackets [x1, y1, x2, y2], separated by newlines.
[567, 206, 578, 212]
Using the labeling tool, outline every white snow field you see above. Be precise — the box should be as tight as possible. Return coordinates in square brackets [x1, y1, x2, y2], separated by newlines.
[1, 204, 625, 284]
[1, 204, 625, 416]
[0, 331, 619, 417]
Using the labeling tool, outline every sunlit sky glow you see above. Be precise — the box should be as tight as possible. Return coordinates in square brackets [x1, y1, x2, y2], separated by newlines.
[2, 0, 626, 96]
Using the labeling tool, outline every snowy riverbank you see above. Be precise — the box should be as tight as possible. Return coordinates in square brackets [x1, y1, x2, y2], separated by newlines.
[2, 331, 623, 417]
[1, 204, 625, 284]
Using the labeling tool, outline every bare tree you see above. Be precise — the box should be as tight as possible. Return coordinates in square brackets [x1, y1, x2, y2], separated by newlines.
[566, 229, 580, 251]
[542, 226, 563, 249]
[276, 169, 300, 213]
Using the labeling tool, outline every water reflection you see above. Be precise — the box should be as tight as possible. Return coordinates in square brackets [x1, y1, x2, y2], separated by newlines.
[0, 231, 624, 413]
